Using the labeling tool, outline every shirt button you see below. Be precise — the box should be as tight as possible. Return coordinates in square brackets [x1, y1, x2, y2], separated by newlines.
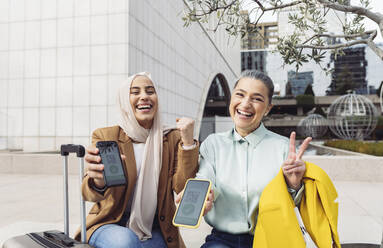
[160, 215, 165, 221]
[167, 237, 173, 243]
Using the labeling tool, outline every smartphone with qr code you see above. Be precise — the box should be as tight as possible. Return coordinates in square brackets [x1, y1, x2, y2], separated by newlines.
[172, 179, 211, 228]
[96, 141, 127, 187]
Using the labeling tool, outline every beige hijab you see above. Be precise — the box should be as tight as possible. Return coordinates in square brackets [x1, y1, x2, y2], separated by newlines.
[117, 72, 164, 240]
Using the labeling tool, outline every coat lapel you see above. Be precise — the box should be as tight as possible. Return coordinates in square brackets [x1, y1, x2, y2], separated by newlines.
[118, 128, 137, 198]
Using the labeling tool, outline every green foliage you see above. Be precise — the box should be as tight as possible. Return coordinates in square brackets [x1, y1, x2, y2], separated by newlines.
[285, 81, 292, 96]
[277, 34, 309, 71]
[376, 116, 383, 126]
[313, 106, 326, 116]
[296, 94, 315, 106]
[304, 84, 315, 96]
[181, 0, 380, 72]
[342, 0, 369, 39]
[376, 81, 383, 97]
[182, 0, 245, 36]
[307, 49, 326, 64]
[324, 140, 383, 156]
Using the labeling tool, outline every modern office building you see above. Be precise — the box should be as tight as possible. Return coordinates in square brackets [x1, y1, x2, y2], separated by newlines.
[241, 49, 333, 96]
[242, 43, 383, 96]
[286, 70, 314, 96]
[241, 50, 267, 72]
[327, 46, 367, 95]
[241, 20, 278, 50]
[326, 45, 380, 95]
[0, 0, 240, 151]
[240, 13, 276, 73]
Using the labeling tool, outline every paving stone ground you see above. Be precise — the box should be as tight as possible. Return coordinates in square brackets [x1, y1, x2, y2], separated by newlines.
[0, 174, 382, 247]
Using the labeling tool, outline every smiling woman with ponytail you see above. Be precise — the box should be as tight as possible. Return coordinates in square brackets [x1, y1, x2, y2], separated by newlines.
[195, 70, 316, 248]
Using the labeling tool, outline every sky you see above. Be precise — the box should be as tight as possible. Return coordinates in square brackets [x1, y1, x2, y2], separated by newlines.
[243, 0, 383, 42]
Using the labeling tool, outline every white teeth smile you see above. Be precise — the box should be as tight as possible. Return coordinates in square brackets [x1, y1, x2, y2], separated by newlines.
[137, 104, 152, 110]
[237, 109, 254, 117]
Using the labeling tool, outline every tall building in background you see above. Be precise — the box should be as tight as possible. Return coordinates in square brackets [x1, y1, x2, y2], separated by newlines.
[327, 46, 368, 95]
[240, 12, 276, 72]
[241, 11, 278, 72]
[241, 51, 267, 72]
[286, 70, 314, 96]
[241, 21, 278, 50]
[0, 0, 240, 151]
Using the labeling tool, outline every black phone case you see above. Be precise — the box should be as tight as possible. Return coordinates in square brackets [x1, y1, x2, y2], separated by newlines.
[96, 141, 127, 187]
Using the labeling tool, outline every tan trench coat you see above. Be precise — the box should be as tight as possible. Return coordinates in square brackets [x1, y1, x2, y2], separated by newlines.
[74, 126, 199, 248]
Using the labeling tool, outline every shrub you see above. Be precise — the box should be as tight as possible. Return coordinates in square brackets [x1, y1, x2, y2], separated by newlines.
[377, 116, 383, 127]
[324, 140, 383, 156]
[296, 94, 315, 106]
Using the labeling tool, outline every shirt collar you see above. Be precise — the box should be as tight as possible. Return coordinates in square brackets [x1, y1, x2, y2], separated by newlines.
[227, 123, 267, 147]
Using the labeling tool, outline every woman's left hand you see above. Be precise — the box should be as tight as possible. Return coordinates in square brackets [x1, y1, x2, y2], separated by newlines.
[282, 132, 312, 190]
[176, 117, 195, 146]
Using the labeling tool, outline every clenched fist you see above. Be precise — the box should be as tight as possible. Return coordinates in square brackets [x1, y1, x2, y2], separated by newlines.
[176, 117, 195, 146]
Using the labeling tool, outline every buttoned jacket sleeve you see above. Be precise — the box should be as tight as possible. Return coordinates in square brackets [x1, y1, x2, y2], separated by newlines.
[170, 130, 200, 194]
[81, 128, 108, 203]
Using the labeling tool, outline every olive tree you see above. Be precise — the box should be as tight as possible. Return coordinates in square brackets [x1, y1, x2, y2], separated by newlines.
[182, 0, 383, 72]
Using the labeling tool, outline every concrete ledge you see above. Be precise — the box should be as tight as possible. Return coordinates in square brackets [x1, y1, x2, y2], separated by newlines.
[303, 155, 383, 182]
[0, 153, 81, 175]
[309, 143, 375, 157]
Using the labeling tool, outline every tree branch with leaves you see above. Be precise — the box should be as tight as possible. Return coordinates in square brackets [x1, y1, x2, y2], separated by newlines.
[182, 0, 383, 71]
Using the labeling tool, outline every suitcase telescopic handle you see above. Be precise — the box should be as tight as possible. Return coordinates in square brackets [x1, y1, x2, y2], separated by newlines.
[60, 144, 85, 157]
[60, 144, 87, 243]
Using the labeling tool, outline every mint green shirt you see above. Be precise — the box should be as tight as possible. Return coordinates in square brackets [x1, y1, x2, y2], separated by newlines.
[196, 123, 290, 234]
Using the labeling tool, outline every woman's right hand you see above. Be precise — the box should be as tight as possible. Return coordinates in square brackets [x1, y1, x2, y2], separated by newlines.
[85, 147, 105, 189]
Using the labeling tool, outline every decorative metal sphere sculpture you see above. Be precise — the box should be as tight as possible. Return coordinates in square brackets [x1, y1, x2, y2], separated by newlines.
[327, 92, 378, 140]
[297, 114, 328, 138]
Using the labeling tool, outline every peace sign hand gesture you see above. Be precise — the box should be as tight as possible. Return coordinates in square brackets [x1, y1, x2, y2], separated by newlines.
[282, 132, 312, 190]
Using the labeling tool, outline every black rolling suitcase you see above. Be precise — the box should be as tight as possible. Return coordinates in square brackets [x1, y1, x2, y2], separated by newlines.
[3, 144, 93, 248]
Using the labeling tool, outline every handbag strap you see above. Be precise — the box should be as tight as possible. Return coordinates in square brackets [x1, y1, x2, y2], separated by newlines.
[294, 207, 318, 248]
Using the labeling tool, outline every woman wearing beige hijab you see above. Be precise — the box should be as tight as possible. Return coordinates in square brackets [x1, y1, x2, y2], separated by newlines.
[78, 72, 199, 248]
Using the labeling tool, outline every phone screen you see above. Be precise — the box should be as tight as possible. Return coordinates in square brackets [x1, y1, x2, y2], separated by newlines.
[173, 179, 211, 227]
[97, 141, 126, 187]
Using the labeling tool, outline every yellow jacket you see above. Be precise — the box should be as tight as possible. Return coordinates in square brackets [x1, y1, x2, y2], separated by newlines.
[253, 162, 340, 248]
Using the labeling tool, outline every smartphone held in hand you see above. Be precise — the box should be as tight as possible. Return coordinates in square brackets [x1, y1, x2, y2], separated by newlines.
[96, 141, 127, 187]
[173, 179, 211, 228]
